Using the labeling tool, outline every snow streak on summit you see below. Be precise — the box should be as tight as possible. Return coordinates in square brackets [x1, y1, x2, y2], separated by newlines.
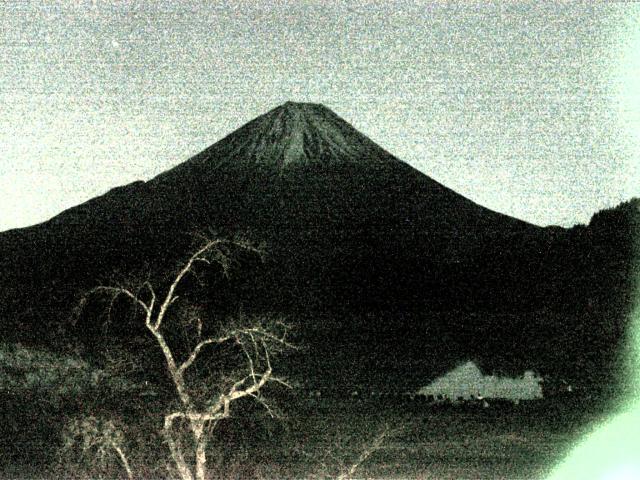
[170, 102, 398, 175]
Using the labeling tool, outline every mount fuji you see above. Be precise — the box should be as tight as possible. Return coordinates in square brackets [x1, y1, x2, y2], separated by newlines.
[0, 102, 635, 389]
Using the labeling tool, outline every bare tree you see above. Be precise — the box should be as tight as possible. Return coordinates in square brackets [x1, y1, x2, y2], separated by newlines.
[80, 238, 294, 480]
[301, 424, 398, 480]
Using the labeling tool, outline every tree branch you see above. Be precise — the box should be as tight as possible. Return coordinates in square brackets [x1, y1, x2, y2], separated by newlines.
[153, 238, 263, 330]
[87, 286, 154, 331]
[176, 335, 234, 375]
[337, 425, 396, 480]
[155, 240, 223, 330]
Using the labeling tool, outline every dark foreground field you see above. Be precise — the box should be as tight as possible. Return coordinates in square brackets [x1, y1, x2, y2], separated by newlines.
[283, 396, 605, 480]
[0, 389, 608, 479]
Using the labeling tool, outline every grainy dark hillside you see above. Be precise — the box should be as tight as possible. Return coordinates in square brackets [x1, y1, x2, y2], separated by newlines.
[0, 102, 636, 392]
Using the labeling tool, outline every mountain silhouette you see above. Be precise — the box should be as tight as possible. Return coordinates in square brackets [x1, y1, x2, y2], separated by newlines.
[0, 102, 636, 392]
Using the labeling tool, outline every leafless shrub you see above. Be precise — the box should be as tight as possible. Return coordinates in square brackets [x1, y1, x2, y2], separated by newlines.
[61, 415, 133, 480]
[302, 424, 400, 480]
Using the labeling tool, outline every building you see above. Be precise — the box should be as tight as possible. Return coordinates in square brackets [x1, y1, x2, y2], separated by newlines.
[418, 360, 543, 401]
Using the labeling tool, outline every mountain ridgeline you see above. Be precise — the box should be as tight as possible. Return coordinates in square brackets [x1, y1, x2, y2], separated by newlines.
[0, 102, 637, 390]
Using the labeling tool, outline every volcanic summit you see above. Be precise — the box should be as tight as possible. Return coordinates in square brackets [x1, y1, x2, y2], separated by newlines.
[165, 101, 398, 173]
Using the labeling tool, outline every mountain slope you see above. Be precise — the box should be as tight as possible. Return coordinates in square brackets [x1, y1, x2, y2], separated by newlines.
[0, 102, 536, 311]
[0, 102, 635, 391]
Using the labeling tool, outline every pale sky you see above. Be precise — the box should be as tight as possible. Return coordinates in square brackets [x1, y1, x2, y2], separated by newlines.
[1, 1, 639, 232]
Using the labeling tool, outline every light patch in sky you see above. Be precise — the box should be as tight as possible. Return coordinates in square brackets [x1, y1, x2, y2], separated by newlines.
[612, 8, 640, 197]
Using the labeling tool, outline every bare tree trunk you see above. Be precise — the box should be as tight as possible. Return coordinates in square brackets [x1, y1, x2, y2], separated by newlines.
[164, 415, 194, 480]
[195, 436, 208, 480]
